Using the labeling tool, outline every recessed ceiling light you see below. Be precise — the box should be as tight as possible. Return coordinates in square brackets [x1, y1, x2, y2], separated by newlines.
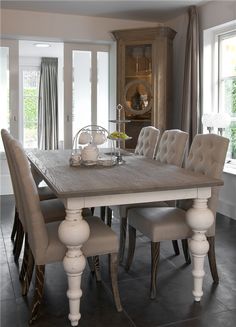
[34, 43, 51, 48]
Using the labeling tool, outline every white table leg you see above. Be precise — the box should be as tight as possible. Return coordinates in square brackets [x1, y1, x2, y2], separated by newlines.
[186, 198, 214, 302]
[58, 208, 90, 326]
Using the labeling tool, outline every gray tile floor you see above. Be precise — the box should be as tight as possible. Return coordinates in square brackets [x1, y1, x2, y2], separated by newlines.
[1, 194, 236, 327]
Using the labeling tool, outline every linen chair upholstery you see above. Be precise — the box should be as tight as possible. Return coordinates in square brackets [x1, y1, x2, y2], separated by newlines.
[1, 129, 66, 290]
[134, 126, 160, 158]
[1, 129, 58, 260]
[8, 133, 122, 322]
[112, 129, 188, 262]
[126, 133, 229, 298]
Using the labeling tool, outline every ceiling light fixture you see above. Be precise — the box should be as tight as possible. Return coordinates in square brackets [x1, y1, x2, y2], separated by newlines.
[34, 43, 51, 48]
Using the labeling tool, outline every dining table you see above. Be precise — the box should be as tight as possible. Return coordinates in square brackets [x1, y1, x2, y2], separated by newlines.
[27, 149, 223, 326]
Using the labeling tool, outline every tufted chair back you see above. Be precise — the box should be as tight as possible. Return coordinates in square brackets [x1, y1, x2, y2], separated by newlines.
[179, 133, 229, 235]
[134, 126, 160, 159]
[155, 129, 188, 167]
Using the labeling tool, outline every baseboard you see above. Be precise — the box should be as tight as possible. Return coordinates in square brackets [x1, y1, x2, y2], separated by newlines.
[217, 199, 236, 220]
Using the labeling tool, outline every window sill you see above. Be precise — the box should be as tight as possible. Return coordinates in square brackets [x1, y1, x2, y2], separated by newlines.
[224, 162, 236, 175]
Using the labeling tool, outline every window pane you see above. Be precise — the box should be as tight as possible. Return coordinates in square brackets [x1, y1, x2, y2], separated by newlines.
[0, 47, 9, 151]
[23, 70, 40, 148]
[220, 35, 236, 78]
[72, 51, 91, 138]
[219, 33, 236, 160]
[97, 52, 109, 130]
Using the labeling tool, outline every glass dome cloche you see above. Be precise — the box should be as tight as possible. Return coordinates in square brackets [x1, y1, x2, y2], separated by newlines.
[70, 125, 117, 167]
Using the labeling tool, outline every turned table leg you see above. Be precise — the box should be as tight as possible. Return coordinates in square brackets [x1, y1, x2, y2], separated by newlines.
[58, 208, 90, 326]
[186, 198, 214, 302]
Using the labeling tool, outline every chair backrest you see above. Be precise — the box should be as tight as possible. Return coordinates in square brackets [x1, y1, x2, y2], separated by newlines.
[134, 126, 160, 159]
[180, 133, 229, 235]
[155, 129, 188, 167]
[2, 130, 49, 261]
[1, 129, 26, 229]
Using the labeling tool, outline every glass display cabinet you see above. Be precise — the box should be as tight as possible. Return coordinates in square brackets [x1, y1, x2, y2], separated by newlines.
[112, 27, 176, 149]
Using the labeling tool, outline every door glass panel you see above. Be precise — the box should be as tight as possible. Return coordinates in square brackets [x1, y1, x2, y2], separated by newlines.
[23, 69, 40, 148]
[97, 51, 109, 131]
[0, 47, 9, 151]
[72, 51, 91, 138]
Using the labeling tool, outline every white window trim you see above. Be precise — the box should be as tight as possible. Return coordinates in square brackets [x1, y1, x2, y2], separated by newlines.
[19, 62, 41, 147]
[203, 20, 236, 172]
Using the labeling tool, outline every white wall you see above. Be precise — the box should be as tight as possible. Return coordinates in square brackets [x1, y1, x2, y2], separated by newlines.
[1, 9, 158, 43]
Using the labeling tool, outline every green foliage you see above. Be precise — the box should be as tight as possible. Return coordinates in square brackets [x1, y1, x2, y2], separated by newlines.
[24, 88, 38, 129]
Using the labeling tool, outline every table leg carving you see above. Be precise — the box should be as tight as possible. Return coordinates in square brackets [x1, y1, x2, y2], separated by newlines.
[58, 209, 90, 326]
[186, 198, 214, 302]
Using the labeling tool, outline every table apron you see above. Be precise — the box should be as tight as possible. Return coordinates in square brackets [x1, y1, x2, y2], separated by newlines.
[61, 187, 211, 210]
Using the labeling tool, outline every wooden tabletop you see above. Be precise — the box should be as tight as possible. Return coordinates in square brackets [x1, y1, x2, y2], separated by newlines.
[27, 150, 223, 198]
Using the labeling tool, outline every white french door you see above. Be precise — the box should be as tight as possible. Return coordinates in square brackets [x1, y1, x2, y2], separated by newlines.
[63, 43, 112, 149]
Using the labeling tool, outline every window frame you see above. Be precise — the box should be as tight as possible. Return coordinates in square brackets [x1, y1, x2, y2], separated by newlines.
[203, 21, 236, 168]
[19, 64, 41, 148]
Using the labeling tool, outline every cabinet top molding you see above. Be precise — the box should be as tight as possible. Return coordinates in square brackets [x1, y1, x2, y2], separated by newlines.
[111, 26, 177, 42]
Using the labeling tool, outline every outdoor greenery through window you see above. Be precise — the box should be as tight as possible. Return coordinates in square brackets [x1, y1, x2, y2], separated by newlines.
[23, 70, 40, 148]
[203, 23, 236, 164]
[219, 32, 236, 160]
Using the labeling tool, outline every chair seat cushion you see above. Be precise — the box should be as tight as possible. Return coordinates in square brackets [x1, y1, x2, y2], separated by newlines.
[128, 207, 192, 242]
[43, 216, 118, 264]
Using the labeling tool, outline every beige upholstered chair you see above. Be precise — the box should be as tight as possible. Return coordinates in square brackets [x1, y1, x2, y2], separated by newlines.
[134, 126, 160, 157]
[5, 131, 122, 323]
[1, 129, 66, 287]
[112, 129, 188, 263]
[4, 135, 57, 261]
[126, 133, 229, 299]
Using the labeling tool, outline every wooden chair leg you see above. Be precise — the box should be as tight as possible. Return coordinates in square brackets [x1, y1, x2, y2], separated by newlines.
[21, 246, 35, 296]
[11, 207, 19, 241]
[19, 234, 29, 282]
[109, 253, 122, 312]
[125, 225, 136, 271]
[207, 236, 219, 284]
[172, 240, 180, 255]
[93, 256, 101, 282]
[13, 220, 24, 261]
[100, 206, 106, 222]
[29, 265, 45, 324]
[119, 217, 127, 263]
[181, 239, 191, 264]
[107, 207, 112, 227]
[150, 241, 160, 299]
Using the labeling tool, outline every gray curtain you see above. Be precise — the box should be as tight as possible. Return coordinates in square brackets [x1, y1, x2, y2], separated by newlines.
[38, 57, 58, 150]
[181, 6, 200, 147]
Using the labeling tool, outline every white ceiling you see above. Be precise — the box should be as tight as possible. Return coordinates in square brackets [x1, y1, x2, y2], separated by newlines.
[1, 0, 211, 22]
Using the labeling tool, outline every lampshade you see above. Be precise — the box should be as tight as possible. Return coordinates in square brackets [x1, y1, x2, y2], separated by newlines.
[202, 113, 231, 128]
[211, 113, 231, 128]
[202, 113, 214, 127]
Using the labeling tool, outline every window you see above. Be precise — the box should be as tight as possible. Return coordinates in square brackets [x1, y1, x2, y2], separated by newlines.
[0, 47, 9, 152]
[203, 21, 236, 163]
[22, 69, 40, 148]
